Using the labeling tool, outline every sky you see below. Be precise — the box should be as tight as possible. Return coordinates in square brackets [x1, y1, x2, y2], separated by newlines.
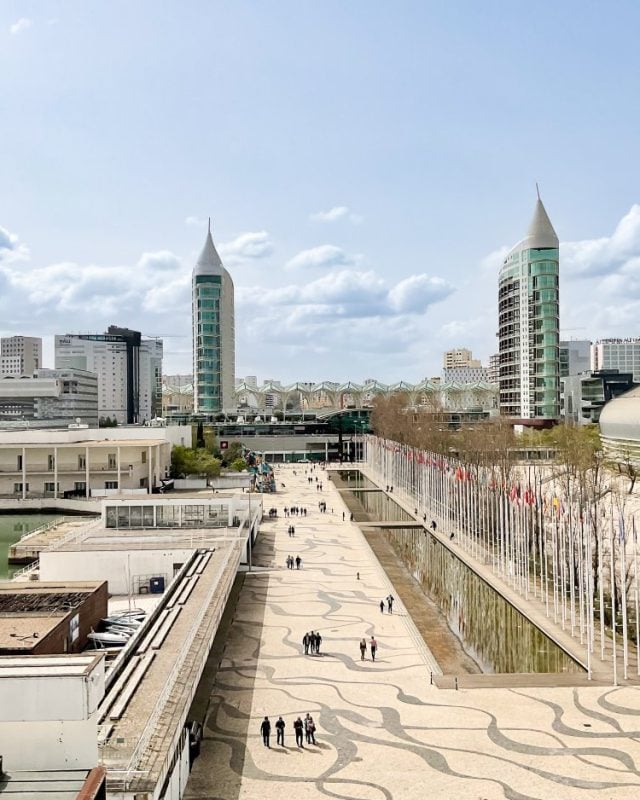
[1, 1, 640, 384]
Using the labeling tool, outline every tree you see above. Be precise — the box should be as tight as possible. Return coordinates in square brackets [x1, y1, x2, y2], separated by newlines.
[229, 458, 247, 472]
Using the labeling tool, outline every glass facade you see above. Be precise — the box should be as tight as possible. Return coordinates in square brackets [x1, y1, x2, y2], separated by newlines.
[498, 200, 560, 420]
[194, 275, 222, 413]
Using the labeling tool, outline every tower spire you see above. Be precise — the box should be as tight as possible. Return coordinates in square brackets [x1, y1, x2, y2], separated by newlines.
[536, 182, 540, 200]
[208, 216, 211, 234]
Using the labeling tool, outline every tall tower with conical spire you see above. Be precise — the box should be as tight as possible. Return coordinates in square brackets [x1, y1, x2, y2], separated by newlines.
[498, 191, 560, 420]
[192, 220, 235, 415]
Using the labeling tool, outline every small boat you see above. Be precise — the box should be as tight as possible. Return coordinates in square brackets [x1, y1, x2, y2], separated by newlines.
[102, 616, 143, 628]
[88, 631, 130, 647]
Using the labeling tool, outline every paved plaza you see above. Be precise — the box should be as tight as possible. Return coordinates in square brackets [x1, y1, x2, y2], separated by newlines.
[185, 466, 640, 800]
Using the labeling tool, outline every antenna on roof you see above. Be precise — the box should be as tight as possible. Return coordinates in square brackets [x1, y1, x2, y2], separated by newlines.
[535, 182, 541, 200]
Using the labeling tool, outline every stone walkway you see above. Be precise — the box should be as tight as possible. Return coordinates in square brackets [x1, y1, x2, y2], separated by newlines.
[185, 465, 640, 800]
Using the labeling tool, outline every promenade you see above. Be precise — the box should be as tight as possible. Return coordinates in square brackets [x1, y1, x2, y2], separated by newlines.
[185, 465, 640, 800]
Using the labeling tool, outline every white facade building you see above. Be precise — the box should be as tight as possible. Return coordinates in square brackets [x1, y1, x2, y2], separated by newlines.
[592, 338, 640, 383]
[0, 427, 171, 499]
[0, 335, 42, 377]
[442, 365, 489, 383]
[55, 326, 163, 424]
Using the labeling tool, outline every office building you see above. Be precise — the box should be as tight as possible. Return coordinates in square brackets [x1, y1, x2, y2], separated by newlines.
[192, 221, 235, 414]
[561, 369, 636, 425]
[443, 364, 488, 383]
[560, 339, 591, 377]
[498, 192, 560, 420]
[0, 335, 42, 377]
[592, 338, 640, 383]
[0, 368, 99, 427]
[55, 326, 163, 424]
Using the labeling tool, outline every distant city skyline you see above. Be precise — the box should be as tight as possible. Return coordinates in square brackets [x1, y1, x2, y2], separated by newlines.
[2, 3, 640, 380]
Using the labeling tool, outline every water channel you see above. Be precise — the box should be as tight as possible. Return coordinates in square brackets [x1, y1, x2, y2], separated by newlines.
[0, 513, 61, 579]
[338, 470, 584, 674]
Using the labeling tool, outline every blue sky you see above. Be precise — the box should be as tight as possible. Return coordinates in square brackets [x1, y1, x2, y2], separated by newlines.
[2, 1, 640, 382]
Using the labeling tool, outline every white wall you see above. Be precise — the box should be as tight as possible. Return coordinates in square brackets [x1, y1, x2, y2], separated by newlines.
[39, 548, 193, 594]
[0, 655, 104, 771]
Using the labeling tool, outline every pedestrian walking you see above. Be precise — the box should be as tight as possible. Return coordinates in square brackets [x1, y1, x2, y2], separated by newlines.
[294, 716, 304, 747]
[431, 520, 437, 531]
[359, 637, 367, 660]
[304, 713, 313, 744]
[370, 636, 377, 661]
[308, 716, 316, 745]
[308, 630, 316, 654]
[342, 511, 345, 521]
[387, 594, 394, 613]
[315, 631, 322, 653]
[285, 555, 290, 569]
[291, 525, 295, 537]
[275, 716, 285, 746]
[260, 716, 271, 747]
[303, 631, 310, 655]
[295, 555, 301, 569]
[379, 600, 385, 613]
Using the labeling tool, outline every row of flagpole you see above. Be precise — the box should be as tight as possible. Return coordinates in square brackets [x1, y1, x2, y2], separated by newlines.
[364, 435, 639, 683]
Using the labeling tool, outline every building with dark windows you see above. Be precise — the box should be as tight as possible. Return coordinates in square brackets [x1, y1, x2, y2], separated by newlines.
[192, 221, 235, 415]
[498, 191, 560, 422]
[561, 369, 637, 425]
[55, 327, 163, 424]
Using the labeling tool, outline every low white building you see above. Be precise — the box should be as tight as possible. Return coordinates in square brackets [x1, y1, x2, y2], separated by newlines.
[0, 427, 172, 499]
[0, 653, 105, 771]
[0, 368, 98, 426]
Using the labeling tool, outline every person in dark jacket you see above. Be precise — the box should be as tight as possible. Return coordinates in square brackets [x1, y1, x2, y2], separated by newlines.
[303, 631, 310, 655]
[260, 716, 271, 747]
[293, 716, 304, 747]
[275, 716, 285, 746]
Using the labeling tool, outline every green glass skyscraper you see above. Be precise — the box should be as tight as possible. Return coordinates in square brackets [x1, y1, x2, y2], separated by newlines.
[192, 222, 235, 414]
[498, 192, 560, 420]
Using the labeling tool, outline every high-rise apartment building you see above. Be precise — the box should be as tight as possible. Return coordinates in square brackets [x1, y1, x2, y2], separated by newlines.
[55, 327, 163, 424]
[0, 336, 42, 377]
[592, 339, 640, 383]
[192, 222, 235, 415]
[498, 193, 560, 420]
[488, 353, 500, 383]
[559, 339, 591, 377]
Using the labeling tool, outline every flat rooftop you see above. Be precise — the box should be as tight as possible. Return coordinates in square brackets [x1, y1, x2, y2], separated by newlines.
[0, 653, 103, 678]
[99, 540, 244, 790]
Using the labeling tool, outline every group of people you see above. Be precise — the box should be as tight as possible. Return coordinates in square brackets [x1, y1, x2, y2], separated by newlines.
[266, 507, 279, 518]
[318, 500, 331, 513]
[286, 554, 302, 569]
[284, 506, 306, 517]
[342, 511, 354, 521]
[315, 482, 324, 492]
[359, 636, 378, 661]
[260, 713, 317, 748]
[379, 593, 395, 614]
[287, 524, 297, 537]
[302, 630, 322, 654]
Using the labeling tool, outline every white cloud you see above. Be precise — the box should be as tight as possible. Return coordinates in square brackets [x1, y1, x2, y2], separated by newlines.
[10, 18, 32, 35]
[0, 225, 29, 263]
[562, 204, 640, 277]
[388, 275, 453, 313]
[185, 216, 208, 227]
[286, 244, 358, 271]
[310, 205, 363, 224]
[219, 231, 273, 262]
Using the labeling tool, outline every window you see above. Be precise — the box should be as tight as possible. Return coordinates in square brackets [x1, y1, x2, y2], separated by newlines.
[141, 450, 147, 464]
[105, 481, 118, 490]
[14, 482, 28, 493]
[48, 454, 55, 471]
[78, 455, 86, 470]
[44, 482, 59, 494]
[16, 454, 22, 470]
[74, 481, 86, 493]
[107, 453, 117, 469]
